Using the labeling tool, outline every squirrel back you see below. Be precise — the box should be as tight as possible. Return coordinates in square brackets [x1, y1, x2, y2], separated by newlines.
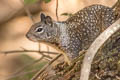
[26, 4, 120, 61]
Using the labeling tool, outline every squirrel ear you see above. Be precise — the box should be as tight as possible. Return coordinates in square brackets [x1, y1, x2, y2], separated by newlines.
[40, 13, 46, 22]
[45, 16, 53, 24]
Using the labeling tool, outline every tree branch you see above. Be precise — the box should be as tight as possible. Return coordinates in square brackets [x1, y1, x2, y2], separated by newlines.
[80, 19, 120, 80]
[31, 54, 62, 80]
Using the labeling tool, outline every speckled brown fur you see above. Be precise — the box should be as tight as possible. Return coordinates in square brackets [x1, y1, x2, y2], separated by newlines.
[26, 4, 120, 60]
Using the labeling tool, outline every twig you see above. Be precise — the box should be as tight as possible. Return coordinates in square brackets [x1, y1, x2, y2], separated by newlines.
[80, 19, 120, 80]
[2, 57, 44, 80]
[56, 0, 59, 21]
[38, 43, 41, 52]
[31, 54, 62, 80]
[0, 50, 59, 60]
[0, 50, 58, 55]
[112, 0, 120, 9]
[20, 0, 35, 23]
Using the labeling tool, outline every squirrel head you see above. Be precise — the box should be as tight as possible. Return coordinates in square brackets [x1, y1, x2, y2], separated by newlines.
[26, 13, 59, 43]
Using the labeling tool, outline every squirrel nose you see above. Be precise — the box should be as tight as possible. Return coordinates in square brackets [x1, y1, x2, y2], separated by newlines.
[26, 32, 37, 42]
[26, 33, 30, 39]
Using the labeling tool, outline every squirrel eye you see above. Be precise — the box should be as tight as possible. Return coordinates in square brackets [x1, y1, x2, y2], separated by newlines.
[35, 27, 43, 33]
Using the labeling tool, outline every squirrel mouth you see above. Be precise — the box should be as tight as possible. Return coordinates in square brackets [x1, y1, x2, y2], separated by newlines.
[26, 33, 38, 42]
[27, 37, 38, 42]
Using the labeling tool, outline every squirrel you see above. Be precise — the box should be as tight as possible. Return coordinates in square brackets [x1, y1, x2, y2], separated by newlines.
[26, 4, 120, 63]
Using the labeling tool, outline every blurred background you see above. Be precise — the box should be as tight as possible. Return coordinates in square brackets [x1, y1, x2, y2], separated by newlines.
[0, 0, 117, 80]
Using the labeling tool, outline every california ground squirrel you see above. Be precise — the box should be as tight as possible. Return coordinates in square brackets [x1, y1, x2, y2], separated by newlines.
[26, 4, 120, 61]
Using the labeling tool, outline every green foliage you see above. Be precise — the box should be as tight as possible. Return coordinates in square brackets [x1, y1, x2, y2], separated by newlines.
[24, 0, 38, 4]
[11, 54, 48, 80]
[61, 13, 73, 17]
[43, 0, 51, 3]
[24, 0, 51, 4]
